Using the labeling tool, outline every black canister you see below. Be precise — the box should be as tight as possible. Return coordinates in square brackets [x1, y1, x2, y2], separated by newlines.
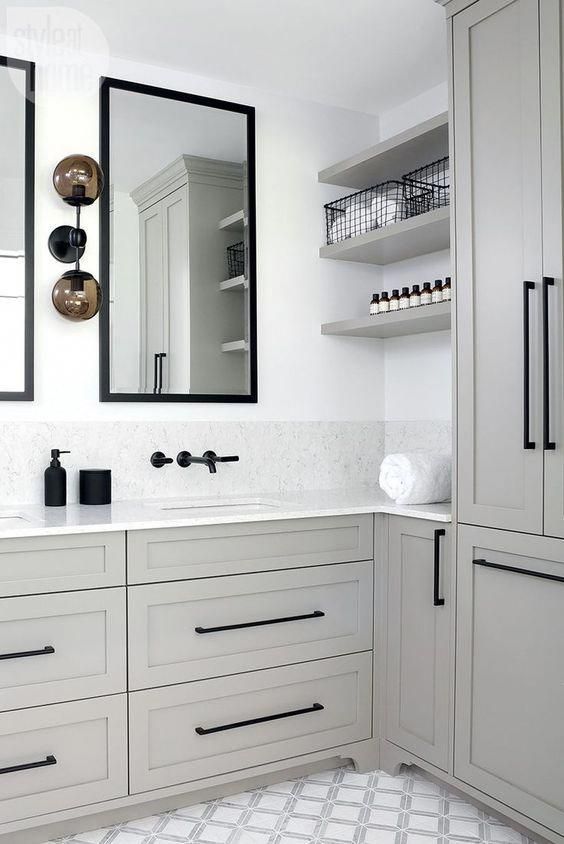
[79, 469, 112, 505]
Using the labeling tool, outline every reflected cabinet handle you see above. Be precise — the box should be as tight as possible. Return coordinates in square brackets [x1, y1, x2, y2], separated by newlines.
[523, 281, 535, 449]
[543, 277, 556, 450]
[0, 646, 55, 662]
[473, 557, 564, 584]
[153, 353, 166, 395]
[195, 703, 324, 736]
[433, 528, 445, 607]
[195, 610, 325, 635]
[0, 755, 57, 776]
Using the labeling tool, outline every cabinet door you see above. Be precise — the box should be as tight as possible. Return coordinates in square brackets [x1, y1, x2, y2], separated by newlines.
[455, 0, 544, 533]
[385, 517, 451, 772]
[542, 1, 564, 537]
[139, 202, 165, 392]
[456, 525, 564, 835]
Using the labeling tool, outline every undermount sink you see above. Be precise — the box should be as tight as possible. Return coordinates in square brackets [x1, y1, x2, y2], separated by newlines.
[0, 514, 32, 530]
[151, 496, 284, 513]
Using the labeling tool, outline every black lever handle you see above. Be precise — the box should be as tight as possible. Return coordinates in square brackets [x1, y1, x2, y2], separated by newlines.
[203, 450, 239, 464]
[150, 451, 173, 468]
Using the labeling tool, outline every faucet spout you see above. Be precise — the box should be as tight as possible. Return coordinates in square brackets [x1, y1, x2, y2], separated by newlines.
[176, 451, 217, 473]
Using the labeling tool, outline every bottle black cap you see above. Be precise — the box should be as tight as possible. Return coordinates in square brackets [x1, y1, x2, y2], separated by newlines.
[423, 282, 431, 290]
[412, 284, 420, 293]
[401, 287, 410, 295]
[434, 279, 442, 285]
[445, 276, 451, 284]
[372, 292, 379, 299]
[381, 291, 388, 298]
[50, 449, 70, 467]
[391, 289, 399, 297]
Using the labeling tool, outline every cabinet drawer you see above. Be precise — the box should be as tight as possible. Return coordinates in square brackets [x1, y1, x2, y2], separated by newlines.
[456, 526, 564, 835]
[0, 532, 125, 596]
[127, 515, 373, 584]
[0, 588, 126, 711]
[129, 561, 373, 689]
[129, 652, 372, 793]
[0, 695, 127, 824]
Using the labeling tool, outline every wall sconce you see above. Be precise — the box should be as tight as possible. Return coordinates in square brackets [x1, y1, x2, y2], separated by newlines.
[48, 154, 104, 321]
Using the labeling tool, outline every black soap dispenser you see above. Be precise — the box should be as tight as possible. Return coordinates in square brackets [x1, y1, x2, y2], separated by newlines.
[44, 449, 70, 507]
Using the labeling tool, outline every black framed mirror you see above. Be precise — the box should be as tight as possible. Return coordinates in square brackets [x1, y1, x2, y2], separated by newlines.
[0, 56, 34, 401]
[99, 77, 257, 402]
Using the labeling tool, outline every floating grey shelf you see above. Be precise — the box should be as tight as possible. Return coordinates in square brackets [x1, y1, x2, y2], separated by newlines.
[219, 275, 248, 291]
[221, 340, 249, 353]
[318, 112, 449, 188]
[319, 207, 450, 266]
[218, 210, 245, 232]
[322, 301, 451, 339]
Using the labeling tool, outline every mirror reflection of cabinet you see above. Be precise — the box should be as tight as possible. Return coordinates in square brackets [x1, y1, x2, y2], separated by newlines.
[128, 156, 247, 395]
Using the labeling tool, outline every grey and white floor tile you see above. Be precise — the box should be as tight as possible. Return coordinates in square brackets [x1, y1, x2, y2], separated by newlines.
[49, 767, 535, 844]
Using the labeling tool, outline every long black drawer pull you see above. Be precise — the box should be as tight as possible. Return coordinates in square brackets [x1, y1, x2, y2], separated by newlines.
[195, 610, 325, 635]
[0, 755, 57, 776]
[523, 281, 535, 449]
[0, 646, 55, 662]
[433, 528, 445, 606]
[473, 558, 564, 584]
[543, 276, 556, 450]
[195, 702, 324, 736]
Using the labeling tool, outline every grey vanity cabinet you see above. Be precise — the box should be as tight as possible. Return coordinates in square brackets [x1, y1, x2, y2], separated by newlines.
[455, 525, 564, 835]
[385, 517, 451, 772]
[455, 0, 545, 534]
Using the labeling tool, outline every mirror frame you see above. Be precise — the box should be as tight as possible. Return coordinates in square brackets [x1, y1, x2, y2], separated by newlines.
[0, 56, 35, 402]
[98, 77, 257, 403]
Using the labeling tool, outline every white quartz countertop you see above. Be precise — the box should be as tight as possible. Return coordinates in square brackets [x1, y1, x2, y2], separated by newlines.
[0, 489, 451, 539]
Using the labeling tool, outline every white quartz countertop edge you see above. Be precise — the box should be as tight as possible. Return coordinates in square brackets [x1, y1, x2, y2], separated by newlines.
[0, 490, 451, 540]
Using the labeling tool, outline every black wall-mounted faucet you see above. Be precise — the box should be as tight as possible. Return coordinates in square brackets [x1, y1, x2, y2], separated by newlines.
[176, 450, 240, 474]
[150, 451, 174, 468]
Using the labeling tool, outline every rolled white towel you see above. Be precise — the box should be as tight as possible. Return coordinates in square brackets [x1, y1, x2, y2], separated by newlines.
[379, 451, 451, 505]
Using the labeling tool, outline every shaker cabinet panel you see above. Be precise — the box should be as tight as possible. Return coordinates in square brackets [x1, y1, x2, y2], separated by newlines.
[385, 517, 451, 772]
[0, 532, 126, 597]
[456, 525, 564, 835]
[127, 515, 374, 584]
[128, 561, 373, 689]
[455, 0, 544, 533]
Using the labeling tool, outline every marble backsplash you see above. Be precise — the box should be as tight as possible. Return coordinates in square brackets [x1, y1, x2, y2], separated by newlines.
[0, 420, 451, 506]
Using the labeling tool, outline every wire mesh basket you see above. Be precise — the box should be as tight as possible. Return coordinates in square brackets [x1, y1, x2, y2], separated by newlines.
[402, 156, 450, 212]
[324, 180, 432, 245]
[226, 241, 245, 278]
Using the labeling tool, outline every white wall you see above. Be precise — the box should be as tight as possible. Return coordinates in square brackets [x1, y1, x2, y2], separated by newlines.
[0, 37, 385, 422]
[379, 83, 452, 422]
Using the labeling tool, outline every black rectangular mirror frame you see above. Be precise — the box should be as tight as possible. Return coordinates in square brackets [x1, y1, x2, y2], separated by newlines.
[98, 77, 257, 403]
[0, 56, 35, 402]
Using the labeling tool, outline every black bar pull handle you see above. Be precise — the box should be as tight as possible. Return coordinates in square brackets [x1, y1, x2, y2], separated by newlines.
[0, 646, 55, 662]
[157, 352, 166, 395]
[433, 528, 445, 606]
[523, 281, 535, 449]
[0, 755, 57, 776]
[195, 610, 325, 635]
[543, 276, 556, 450]
[195, 703, 324, 736]
[152, 353, 159, 395]
[473, 557, 564, 584]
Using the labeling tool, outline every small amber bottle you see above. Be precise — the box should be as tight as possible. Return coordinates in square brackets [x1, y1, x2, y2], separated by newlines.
[399, 287, 410, 309]
[389, 289, 400, 311]
[369, 293, 379, 315]
[410, 284, 421, 307]
[442, 276, 452, 301]
[431, 279, 443, 304]
[378, 291, 390, 313]
[421, 282, 432, 305]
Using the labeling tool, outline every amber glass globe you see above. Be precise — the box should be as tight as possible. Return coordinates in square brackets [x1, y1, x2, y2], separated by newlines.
[52, 270, 102, 320]
[52, 155, 104, 206]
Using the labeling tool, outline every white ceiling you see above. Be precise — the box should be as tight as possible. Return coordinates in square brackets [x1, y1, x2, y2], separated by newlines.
[0, 0, 447, 115]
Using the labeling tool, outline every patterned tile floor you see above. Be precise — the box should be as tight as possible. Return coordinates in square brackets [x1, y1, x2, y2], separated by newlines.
[49, 766, 535, 844]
